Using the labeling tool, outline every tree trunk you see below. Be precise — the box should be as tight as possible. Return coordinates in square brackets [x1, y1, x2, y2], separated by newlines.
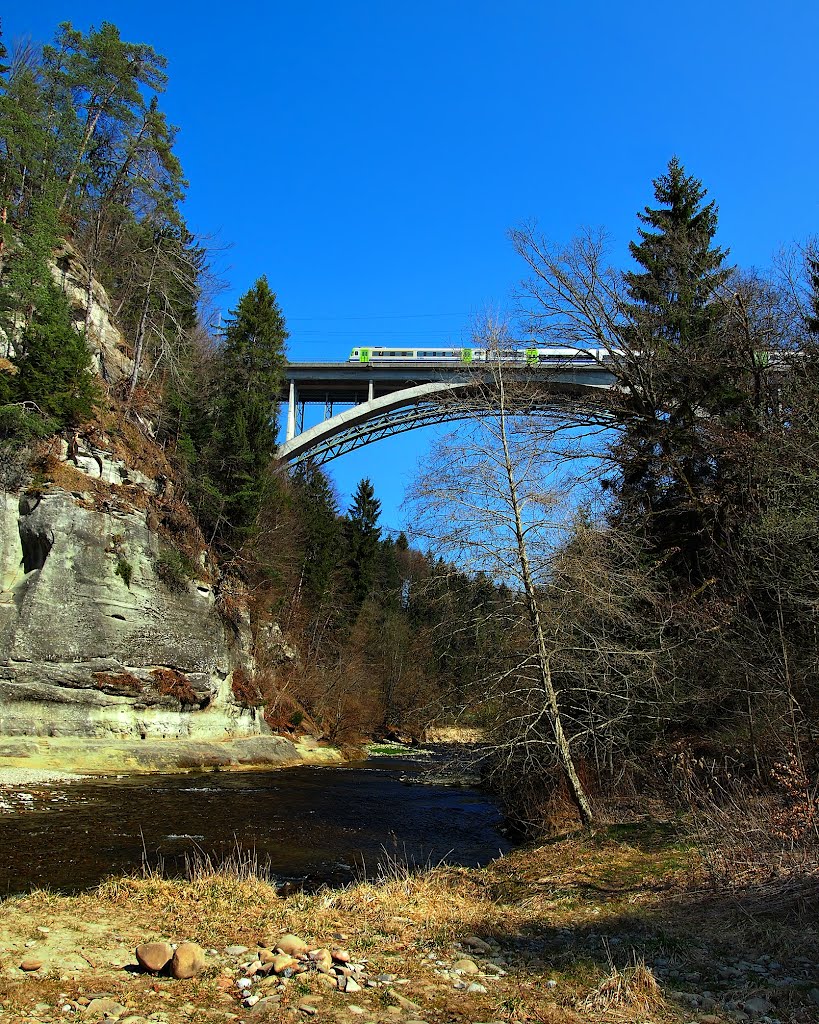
[495, 365, 595, 826]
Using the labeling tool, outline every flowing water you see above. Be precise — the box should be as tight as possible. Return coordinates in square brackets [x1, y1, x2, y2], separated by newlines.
[0, 753, 512, 895]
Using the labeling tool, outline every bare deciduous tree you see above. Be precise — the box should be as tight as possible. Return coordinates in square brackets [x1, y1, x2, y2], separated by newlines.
[406, 320, 596, 825]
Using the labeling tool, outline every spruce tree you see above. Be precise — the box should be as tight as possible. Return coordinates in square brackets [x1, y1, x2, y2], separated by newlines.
[194, 277, 289, 549]
[616, 157, 735, 579]
[14, 277, 98, 425]
[292, 462, 341, 603]
[344, 478, 383, 607]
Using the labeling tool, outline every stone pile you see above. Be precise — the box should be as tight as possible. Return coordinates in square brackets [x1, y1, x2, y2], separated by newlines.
[224, 933, 369, 1011]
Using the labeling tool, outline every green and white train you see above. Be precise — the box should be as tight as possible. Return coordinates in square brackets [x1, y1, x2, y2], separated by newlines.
[348, 345, 611, 365]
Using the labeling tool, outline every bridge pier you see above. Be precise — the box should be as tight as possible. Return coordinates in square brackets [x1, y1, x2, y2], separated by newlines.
[286, 380, 298, 442]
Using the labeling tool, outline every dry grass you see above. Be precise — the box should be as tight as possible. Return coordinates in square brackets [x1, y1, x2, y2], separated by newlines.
[2, 826, 818, 1023]
[581, 952, 664, 1014]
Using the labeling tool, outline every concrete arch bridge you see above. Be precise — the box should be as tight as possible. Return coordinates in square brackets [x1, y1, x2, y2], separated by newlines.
[277, 359, 616, 467]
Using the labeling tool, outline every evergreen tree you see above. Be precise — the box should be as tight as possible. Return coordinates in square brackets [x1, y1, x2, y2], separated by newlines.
[615, 157, 736, 579]
[192, 276, 289, 549]
[292, 461, 341, 604]
[344, 478, 383, 607]
[13, 277, 98, 425]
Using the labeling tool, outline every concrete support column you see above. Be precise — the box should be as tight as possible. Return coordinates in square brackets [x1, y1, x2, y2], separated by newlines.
[286, 380, 297, 441]
[368, 378, 374, 402]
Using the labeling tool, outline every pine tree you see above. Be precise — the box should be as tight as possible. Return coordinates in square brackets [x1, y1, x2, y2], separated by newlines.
[13, 277, 98, 425]
[615, 157, 736, 579]
[192, 277, 289, 549]
[344, 478, 383, 607]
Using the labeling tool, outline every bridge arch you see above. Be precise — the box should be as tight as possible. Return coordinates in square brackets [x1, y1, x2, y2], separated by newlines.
[277, 372, 615, 466]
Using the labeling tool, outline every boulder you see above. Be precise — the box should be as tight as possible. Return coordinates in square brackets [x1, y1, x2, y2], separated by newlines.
[453, 958, 479, 974]
[171, 941, 206, 979]
[135, 941, 173, 973]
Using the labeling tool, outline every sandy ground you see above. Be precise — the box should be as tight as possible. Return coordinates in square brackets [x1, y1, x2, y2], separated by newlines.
[0, 766, 85, 787]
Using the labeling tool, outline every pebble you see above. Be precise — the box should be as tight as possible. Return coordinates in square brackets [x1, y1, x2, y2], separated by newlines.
[467, 982, 487, 994]
[453, 958, 479, 974]
[270, 953, 298, 974]
[85, 997, 126, 1017]
[387, 989, 422, 1012]
[743, 997, 773, 1014]
[225, 945, 249, 956]
[20, 957, 44, 971]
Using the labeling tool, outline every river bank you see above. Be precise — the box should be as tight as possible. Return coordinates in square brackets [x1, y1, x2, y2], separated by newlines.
[0, 824, 816, 1024]
[0, 734, 345, 783]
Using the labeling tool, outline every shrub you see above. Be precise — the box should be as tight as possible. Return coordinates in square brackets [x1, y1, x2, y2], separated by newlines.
[150, 667, 199, 705]
[154, 547, 197, 592]
[231, 666, 265, 708]
[115, 557, 133, 588]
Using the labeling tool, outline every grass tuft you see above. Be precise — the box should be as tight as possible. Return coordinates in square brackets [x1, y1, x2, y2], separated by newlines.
[581, 952, 663, 1013]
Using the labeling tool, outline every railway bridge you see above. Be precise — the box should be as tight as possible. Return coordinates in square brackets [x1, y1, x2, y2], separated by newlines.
[277, 358, 616, 466]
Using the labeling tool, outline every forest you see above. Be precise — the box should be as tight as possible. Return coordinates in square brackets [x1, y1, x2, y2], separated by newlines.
[1, 18, 818, 867]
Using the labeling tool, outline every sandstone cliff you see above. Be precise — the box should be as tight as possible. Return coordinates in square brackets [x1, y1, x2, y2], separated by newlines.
[0, 245, 315, 771]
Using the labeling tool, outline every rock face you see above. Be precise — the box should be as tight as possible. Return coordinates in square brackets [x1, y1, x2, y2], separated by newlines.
[0, 486, 275, 743]
[0, 243, 302, 762]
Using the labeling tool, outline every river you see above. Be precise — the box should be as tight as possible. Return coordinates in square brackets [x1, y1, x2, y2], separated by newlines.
[0, 753, 512, 895]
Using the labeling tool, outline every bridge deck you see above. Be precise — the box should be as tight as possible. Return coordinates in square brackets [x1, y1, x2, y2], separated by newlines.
[282, 360, 613, 405]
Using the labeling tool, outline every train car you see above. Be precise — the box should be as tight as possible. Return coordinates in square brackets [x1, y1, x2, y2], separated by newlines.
[348, 345, 611, 364]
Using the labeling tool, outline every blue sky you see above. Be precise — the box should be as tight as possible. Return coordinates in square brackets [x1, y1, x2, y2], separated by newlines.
[6, 1, 819, 532]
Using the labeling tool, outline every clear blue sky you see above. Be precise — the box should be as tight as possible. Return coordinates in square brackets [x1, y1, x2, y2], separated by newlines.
[7, 2, 819, 532]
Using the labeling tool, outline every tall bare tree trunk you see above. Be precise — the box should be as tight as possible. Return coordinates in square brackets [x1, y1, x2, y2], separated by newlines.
[495, 364, 594, 826]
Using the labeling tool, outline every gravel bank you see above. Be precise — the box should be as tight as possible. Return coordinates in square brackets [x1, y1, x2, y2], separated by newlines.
[0, 767, 85, 788]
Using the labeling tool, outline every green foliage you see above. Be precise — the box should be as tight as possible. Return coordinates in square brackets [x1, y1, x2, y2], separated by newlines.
[154, 546, 197, 591]
[344, 477, 383, 607]
[291, 461, 341, 603]
[115, 558, 133, 588]
[0, 403, 55, 442]
[12, 278, 99, 426]
[613, 157, 740, 579]
[175, 276, 289, 552]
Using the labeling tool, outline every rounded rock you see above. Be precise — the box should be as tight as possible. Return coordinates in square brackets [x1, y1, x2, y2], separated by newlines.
[453, 958, 479, 974]
[136, 941, 174, 973]
[275, 934, 309, 956]
[20, 958, 43, 972]
[171, 941, 207, 980]
[272, 953, 299, 974]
